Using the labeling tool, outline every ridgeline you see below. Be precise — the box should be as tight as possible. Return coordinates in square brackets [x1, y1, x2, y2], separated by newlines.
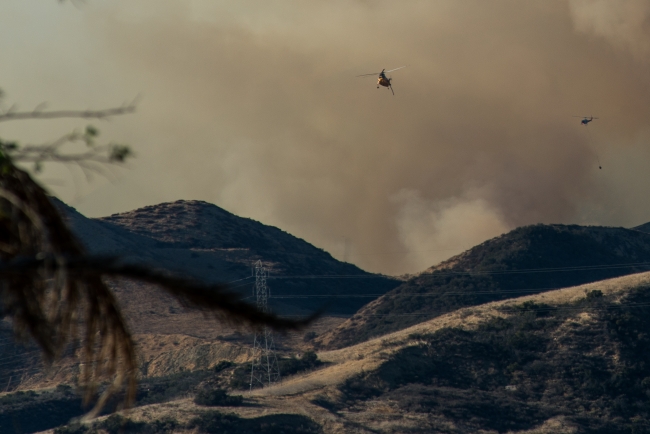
[318, 224, 650, 348]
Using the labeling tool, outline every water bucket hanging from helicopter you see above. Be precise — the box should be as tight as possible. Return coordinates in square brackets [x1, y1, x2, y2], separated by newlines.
[572, 116, 602, 169]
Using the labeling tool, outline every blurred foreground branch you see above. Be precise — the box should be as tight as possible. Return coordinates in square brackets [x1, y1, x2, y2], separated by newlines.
[1, 254, 318, 331]
[0, 101, 314, 418]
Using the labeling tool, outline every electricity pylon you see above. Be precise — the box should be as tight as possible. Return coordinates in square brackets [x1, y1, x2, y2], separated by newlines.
[249, 260, 281, 390]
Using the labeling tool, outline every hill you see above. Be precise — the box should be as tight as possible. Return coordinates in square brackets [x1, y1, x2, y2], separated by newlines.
[58, 199, 400, 317]
[38, 272, 650, 433]
[317, 224, 650, 349]
[0, 199, 401, 402]
[634, 221, 650, 234]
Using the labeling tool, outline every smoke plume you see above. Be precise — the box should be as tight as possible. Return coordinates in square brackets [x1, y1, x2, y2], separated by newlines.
[2, 0, 650, 274]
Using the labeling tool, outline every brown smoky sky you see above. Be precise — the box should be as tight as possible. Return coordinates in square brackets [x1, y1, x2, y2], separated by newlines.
[2, 0, 650, 274]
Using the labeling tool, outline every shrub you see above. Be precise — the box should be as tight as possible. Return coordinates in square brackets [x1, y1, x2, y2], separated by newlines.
[586, 289, 604, 300]
[147, 416, 179, 433]
[96, 415, 147, 434]
[56, 384, 74, 394]
[310, 395, 343, 412]
[212, 360, 235, 373]
[137, 369, 211, 405]
[279, 351, 323, 376]
[230, 352, 324, 390]
[54, 424, 88, 434]
[190, 411, 241, 432]
[190, 411, 323, 433]
[229, 363, 252, 390]
[194, 388, 244, 407]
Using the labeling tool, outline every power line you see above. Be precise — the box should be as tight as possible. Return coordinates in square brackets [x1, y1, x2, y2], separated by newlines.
[269, 287, 561, 298]
[218, 261, 650, 287]
[226, 276, 253, 284]
[276, 299, 650, 319]
[267, 261, 650, 280]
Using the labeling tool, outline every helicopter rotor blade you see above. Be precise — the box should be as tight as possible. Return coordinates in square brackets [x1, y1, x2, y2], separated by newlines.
[390, 84, 394, 95]
[385, 66, 407, 73]
[356, 72, 381, 77]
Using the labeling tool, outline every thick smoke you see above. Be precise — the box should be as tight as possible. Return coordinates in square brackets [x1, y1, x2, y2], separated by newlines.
[569, 0, 650, 58]
[3, 0, 650, 274]
[393, 190, 509, 271]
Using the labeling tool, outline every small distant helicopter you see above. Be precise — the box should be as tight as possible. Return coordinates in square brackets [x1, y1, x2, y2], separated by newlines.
[573, 116, 598, 125]
[356, 66, 407, 95]
[573, 116, 602, 169]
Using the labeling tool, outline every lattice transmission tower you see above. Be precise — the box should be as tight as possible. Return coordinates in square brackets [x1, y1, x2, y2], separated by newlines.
[249, 260, 281, 390]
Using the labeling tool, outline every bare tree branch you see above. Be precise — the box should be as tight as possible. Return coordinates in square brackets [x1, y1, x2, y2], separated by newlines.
[0, 105, 136, 123]
[11, 144, 132, 165]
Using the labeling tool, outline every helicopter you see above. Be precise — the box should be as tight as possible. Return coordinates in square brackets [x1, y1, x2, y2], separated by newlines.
[356, 66, 407, 95]
[573, 116, 602, 169]
[573, 116, 598, 125]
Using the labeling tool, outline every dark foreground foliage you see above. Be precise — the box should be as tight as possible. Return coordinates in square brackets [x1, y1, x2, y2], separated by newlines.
[340, 287, 650, 433]
[54, 411, 322, 434]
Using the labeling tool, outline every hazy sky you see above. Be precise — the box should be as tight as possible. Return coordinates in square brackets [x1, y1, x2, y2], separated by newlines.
[1, 0, 649, 275]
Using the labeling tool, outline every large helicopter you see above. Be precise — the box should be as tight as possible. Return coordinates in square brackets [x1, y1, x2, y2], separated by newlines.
[356, 66, 407, 95]
[573, 116, 598, 125]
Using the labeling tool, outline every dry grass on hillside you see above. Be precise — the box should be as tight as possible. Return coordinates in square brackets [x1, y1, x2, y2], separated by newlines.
[17, 313, 346, 391]
[253, 271, 650, 397]
[35, 272, 650, 434]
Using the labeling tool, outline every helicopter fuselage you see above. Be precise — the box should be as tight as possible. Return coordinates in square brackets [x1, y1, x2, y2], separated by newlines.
[377, 76, 391, 88]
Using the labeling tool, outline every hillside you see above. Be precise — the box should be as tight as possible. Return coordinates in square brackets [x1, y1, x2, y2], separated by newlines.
[10, 208, 650, 432]
[634, 222, 650, 234]
[58, 199, 400, 317]
[317, 224, 650, 349]
[36, 272, 650, 433]
[0, 199, 402, 407]
[0, 199, 399, 394]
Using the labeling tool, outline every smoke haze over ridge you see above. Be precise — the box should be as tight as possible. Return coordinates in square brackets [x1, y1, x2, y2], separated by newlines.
[1, 0, 650, 274]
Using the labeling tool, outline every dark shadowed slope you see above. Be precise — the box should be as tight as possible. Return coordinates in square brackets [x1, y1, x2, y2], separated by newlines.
[633, 221, 650, 234]
[318, 223, 650, 348]
[58, 199, 400, 315]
